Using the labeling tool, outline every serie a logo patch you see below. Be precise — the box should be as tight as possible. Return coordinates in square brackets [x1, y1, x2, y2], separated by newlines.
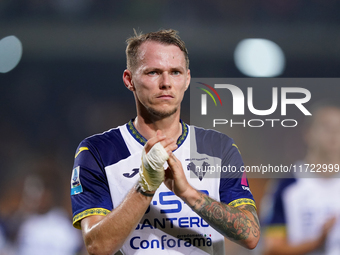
[71, 166, 83, 195]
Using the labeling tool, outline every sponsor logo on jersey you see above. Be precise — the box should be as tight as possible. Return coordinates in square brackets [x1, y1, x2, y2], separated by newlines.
[135, 191, 210, 231]
[130, 234, 212, 250]
[242, 186, 252, 194]
[71, 166, 83, 195]
[136, 216, 209, 230]
[123, 168, 139, 178]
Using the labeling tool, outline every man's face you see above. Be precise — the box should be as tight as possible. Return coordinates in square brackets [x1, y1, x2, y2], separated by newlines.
[130, 41, 190, 119]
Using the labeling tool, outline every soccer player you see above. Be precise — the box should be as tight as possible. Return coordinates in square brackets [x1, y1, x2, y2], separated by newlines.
[71, 29, 260, 255]
[262, 102, 340, 255]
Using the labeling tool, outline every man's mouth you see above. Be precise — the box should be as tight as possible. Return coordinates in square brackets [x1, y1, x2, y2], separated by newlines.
[157, 94, 174, 99]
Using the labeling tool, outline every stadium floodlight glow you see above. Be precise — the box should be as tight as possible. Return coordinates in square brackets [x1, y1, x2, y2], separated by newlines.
[0, 35, 23, 73]
[234, 38, 285, 77]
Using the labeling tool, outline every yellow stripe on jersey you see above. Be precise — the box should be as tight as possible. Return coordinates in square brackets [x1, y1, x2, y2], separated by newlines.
[228, 198, 256, 209]
[73, 208, 111, 229]
[264, 225, 287, 238]
[75, 147, 89, 158]
[232, 143, 241, 154]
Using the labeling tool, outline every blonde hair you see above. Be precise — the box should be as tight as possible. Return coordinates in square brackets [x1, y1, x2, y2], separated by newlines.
[126, 29, 189, 72]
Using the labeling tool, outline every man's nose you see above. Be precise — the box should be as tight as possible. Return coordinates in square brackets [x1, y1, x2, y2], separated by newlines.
[160, 72, 171, 89]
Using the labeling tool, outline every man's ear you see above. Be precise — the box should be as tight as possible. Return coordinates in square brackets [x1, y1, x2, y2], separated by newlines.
[123, 69, 135, 91]
[185, 69, 191, 91]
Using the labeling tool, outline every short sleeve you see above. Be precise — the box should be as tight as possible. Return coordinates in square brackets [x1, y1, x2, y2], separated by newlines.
[71, 140, 113, 229]
[219, 138, 256, 209]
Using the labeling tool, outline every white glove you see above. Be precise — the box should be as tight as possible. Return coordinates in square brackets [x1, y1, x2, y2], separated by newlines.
[139, 142, 169, 191]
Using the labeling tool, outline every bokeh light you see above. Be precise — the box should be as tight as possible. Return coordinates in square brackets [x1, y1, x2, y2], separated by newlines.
[0, 36, 23, 74]
[234, 38, 285, 77]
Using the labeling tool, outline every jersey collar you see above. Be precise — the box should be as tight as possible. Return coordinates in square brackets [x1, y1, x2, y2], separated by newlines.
[126, 119, 188, 148]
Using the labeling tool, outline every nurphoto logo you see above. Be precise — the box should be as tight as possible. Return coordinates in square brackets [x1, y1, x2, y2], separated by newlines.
[193, 79, 312, 128]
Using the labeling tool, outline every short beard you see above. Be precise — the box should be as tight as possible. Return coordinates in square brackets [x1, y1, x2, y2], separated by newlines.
[145, 105, 178, 119]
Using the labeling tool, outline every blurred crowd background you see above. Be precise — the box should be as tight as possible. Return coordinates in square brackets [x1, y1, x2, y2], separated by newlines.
[1, 1, 340, 254]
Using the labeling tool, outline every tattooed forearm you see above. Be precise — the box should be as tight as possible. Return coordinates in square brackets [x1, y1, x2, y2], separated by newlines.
[239, 204, 260, 238]
[191, 192, 260, 241]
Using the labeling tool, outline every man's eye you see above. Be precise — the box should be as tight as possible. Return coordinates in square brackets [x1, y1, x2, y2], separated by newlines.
[148, 71, 157, 75]
[172, 71, 180, 75]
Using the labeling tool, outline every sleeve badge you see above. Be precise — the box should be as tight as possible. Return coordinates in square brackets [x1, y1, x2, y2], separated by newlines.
[71, 166, 83, 195]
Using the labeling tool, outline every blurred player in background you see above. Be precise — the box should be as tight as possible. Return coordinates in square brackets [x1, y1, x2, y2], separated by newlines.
[16, 169, 84, 255]
[0, 163, 84, 255]
[262, 101, 340, 255]
[70, 29, 260, 254]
